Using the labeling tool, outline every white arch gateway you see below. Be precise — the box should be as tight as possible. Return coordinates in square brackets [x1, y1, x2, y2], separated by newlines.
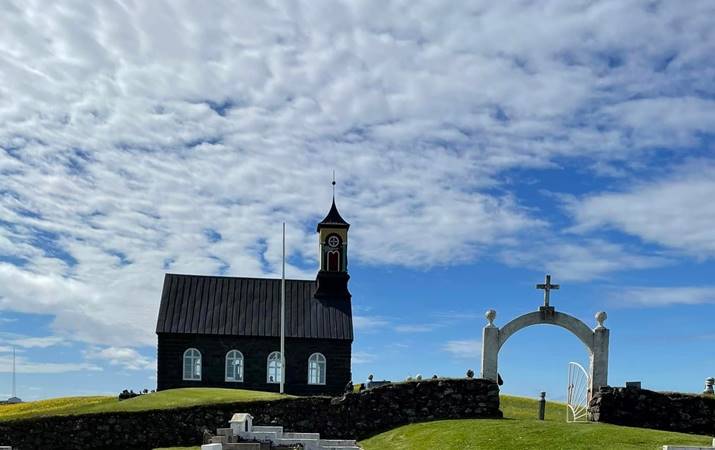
[480, 275, 610, 399]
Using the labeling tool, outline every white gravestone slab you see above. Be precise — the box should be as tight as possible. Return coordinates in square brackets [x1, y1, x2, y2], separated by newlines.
[663, 440, 715, 450]
[230, 412, 253, 434]
[201, 444, 222, 450]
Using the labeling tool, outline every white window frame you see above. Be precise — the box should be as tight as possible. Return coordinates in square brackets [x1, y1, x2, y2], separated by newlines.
[225, 350, 244, 382]
[267, 351, 282, 384]
[308, 352, 326, 385]
[183, 348, 202, 381]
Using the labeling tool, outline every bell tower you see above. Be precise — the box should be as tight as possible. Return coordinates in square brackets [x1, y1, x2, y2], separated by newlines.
[314, 180, 350, 300]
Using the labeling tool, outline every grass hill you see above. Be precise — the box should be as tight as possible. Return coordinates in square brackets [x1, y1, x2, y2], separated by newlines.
[359, 396, 713, 449]
[151, 394, 715, 450]
[2, 389, 711, 449]
[0, 388, 286, 422]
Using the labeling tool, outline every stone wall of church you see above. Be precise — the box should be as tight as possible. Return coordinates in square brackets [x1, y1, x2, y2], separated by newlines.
[590, 386, 715, 436]
[157, 333, 351, 396]
[0, 378, 501, 450]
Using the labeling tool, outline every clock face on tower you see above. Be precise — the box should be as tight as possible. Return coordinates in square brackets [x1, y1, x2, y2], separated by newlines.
[327, 235, 340, 248]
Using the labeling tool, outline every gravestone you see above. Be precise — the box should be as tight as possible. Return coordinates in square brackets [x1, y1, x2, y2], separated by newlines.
[366, 374, 391, 389]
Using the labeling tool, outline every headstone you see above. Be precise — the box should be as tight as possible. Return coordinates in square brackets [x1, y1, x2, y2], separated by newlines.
[626, 381, 642, 389]
[229, 413, 253, 434]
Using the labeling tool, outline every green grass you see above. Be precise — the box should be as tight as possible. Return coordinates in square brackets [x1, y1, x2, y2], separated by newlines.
[360, 395, 714, 450]
[0, 388, 288, 422]
[5, 390, 713, 449]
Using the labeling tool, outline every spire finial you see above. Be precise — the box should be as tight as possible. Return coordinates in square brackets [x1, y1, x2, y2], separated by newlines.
[332, 170, 336, 200]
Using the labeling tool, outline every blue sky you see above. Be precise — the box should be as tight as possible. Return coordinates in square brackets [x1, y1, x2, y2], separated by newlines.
[1, 0, 714, 401]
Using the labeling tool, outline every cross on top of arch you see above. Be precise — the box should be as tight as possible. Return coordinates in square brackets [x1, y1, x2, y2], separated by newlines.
[536, 274, 559, 308]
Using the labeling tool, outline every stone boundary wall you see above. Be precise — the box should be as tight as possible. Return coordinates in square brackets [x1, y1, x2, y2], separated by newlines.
[0, 378, 501, 450]
[590, 386, 715, 436]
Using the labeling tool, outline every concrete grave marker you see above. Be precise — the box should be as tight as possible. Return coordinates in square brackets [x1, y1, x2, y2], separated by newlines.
[230, 413, 253, 434]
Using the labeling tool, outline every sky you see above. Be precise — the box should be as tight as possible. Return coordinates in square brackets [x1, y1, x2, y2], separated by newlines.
[0, 0, 714, 402]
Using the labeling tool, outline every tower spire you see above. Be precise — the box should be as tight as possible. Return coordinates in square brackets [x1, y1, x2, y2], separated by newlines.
[315, 174, 351, 300]
[332, 170, 336, 200]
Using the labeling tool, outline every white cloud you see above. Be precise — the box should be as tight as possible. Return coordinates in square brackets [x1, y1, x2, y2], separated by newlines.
[0, 0, 712, 350]
[86, 347, 155, 371]
[610, 286, 715, 307]
[351, 351, 377, 365]
[568, 162, 715, 258]
[353, 315, 390, 333]
[394, 324, 435, 333]
[443, 340, 481, 359]
[499, 238, 669, 282]
[10, 336, 65, 349]
[0, 354, 101, 374]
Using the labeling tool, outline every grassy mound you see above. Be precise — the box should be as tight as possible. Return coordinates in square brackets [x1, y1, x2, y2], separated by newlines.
[0, 388, 287, 422]
[360, 395, 713, 450]
[4, 389, 712, 449]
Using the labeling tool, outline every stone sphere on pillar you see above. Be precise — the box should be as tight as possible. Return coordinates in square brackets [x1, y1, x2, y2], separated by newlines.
[705, 377, 715, 395]
[485, 309, 497, 326]
[595, 311, 607, 328]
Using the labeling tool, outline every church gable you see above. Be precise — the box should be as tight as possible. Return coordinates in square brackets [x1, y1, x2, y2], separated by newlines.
[156, 274, 353, 341]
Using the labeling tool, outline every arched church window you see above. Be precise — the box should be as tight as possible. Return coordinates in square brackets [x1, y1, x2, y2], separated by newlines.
[225, 350, 244, 382]
[327, 251, 340, 271]
[308, 353, 326, 385]
[267, 351, 282, 384]
[183, 348, 201, 381]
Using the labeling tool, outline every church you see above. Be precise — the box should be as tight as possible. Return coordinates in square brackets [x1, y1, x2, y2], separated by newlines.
[155, 197, 354, 395]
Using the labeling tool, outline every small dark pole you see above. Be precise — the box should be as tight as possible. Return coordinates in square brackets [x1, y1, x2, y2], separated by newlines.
[538, 392, 546, 420]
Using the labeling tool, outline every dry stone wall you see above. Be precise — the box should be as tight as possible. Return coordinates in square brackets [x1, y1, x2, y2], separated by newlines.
[0, 378, 501, 450]
[590, 386, 715, 436]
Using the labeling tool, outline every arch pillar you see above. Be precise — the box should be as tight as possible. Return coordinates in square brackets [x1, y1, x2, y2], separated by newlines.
[481, 322, 499, 382]
[591, 325, 609, 393]
[480, 308, 609, 398]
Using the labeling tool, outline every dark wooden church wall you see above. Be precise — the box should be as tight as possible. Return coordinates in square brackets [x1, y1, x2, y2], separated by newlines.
[157, 333, 351, 396]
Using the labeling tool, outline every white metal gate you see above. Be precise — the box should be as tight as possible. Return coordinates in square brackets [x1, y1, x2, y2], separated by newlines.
[566, 361, 590, 422]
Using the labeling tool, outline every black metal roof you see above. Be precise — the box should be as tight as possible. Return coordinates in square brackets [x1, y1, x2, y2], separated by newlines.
[156, 273, 353, 340]
[317, 199, 350, 231]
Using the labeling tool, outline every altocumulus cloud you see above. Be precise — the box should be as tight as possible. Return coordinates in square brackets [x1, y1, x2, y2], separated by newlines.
[86, 347, 155, 371]
[609, 286, 715, 308]
[567, 161, 715, 258]
[0, 0, 713, 355]
[443, 340, 481, 359]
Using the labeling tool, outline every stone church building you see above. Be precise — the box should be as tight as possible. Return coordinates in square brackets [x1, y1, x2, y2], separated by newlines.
[155, 199, 353, 395]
